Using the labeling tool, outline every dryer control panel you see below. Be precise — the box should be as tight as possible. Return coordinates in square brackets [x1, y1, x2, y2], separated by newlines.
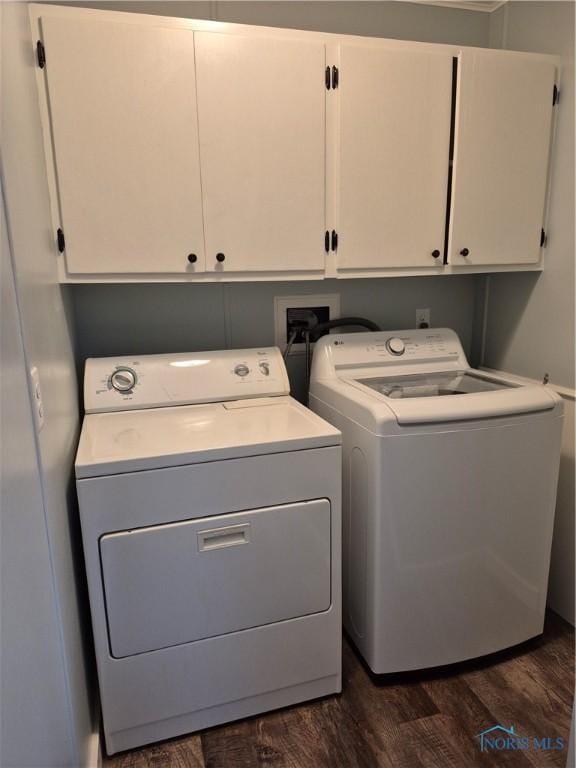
[84, 348, 290, 413]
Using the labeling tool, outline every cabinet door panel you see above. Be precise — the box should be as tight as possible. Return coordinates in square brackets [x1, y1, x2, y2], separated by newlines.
[42, 18, 205, 274]
[449, 51, 556, 266]
[195, 33, 326, 273]
[338, 46, 452, 270]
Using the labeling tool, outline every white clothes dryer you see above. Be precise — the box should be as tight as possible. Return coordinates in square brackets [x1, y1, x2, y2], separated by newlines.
[309, 328, 562, 674]
[76, 348, 341, 754]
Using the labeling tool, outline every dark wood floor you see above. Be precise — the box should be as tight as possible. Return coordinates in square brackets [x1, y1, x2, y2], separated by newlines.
[105, 612, 574, 768]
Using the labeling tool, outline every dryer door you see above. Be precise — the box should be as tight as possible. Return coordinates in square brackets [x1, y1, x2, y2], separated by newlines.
[100, 499, 331, 657]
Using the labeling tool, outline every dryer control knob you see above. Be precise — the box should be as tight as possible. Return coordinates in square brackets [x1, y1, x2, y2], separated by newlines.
[111, 368, 136, 392]
[386, 337, 405, 356]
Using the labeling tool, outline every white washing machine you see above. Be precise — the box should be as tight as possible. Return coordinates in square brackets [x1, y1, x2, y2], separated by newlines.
[75, 348, 341, 754]
[309, 328, 563, 674]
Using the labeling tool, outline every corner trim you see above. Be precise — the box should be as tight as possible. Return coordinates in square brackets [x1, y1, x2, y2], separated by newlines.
[85, 719, 102, 768]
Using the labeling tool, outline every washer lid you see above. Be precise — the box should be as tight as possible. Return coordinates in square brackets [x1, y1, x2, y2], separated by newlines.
[75, 396, 341, 479]
[358, 370, 512, 399]
[348, 370, 556, 425]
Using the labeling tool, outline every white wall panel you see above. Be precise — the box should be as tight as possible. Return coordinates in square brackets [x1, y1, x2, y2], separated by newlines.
[1, 2, 97, 764]
[0, 182, 76, 768]
[547, 393, 575, 625]
[484, 1, 574, 624]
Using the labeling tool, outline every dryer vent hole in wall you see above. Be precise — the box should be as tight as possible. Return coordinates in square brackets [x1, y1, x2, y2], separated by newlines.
[286, 306, 331, 345]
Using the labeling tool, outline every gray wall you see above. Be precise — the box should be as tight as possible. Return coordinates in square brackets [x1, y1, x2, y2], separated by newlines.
[56, 0, 490, 45]
[68, 0, 490, 398]
[72, 276, 480, 402]
[213, 1, 489, 44]
[1, 3, 96, 765]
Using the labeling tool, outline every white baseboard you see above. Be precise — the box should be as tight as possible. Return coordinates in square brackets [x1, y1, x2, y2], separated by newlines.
[85, 703, 102, 768]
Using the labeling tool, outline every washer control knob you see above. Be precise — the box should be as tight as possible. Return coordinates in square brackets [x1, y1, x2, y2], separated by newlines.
[111, 368, 136, 392]
[259, 362, 270, 376]
[234, 364, 250, 377]
[386, 337, 405, 356]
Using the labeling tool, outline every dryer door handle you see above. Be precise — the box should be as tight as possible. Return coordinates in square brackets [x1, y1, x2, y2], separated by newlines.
[197, 523, 251, 552]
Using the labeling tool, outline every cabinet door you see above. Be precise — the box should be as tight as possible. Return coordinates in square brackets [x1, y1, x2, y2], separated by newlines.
[42, 18, 205, 274]
[449, 51, 556, 266]
[337, 46, 452, 271]
[195, 33, 326, 273]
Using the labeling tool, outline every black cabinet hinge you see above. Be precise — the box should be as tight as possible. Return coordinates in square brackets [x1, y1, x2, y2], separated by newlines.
[57, 228, 65, 253]
[331, 230, 338, 252]
[553, 84, 559, 105]
[331, 65, 339, 89]
[324, 231, 330, 252]
[540, 228, 547, 248]
[36, 40, 46, 69]
[326, 65, 339, 90]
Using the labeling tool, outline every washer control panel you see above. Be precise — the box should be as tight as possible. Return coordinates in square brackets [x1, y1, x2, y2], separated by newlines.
[385, 337, 406, 356]
[84, 348, 290, 414]
[312, 328, 468, 379]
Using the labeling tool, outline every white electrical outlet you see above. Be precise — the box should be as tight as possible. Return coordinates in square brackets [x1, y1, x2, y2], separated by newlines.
[416, 308, 431, 329]
[274, 294, 340, 354]
[30, 366, 45, 432]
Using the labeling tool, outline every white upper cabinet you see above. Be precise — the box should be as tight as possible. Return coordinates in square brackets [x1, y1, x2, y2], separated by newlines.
[41, 17, 205, 275]
[336, 46, 453, 271]
[194, 33, 326, 274]
[31, 6, 559, 282]
[449, 50, 557, 266]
